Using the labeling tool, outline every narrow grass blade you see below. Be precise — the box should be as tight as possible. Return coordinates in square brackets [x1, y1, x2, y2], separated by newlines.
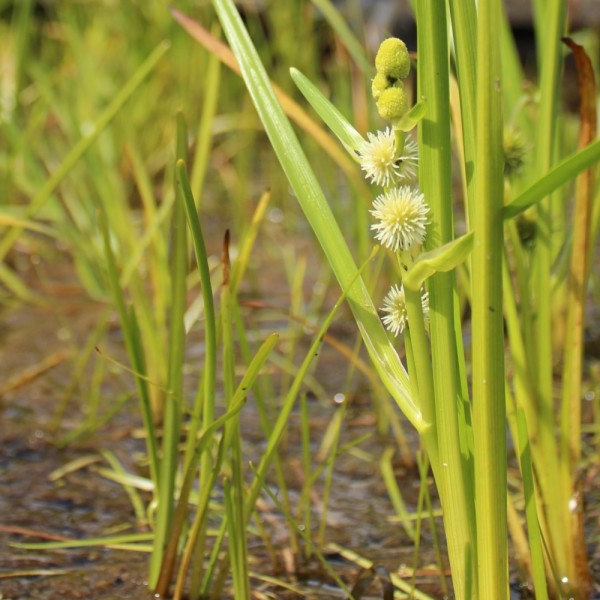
[516, 408, 549, 600]
[191, 47, 222, 204]
[98, 210, 159, 488]
[309, 0, 371, 72]
[221, 232, 251, 597]
[290, 67, 364, 153]
[12, 532, 154, 551]
[395, 98, 427, 133]
[230, 189, 270, 294]
[150, 115, 190, 589]
[169, 8, 366, 189]
[100, 451, 148, 526]
[176, 159, 218, 471]
[380, 447, 416, 540]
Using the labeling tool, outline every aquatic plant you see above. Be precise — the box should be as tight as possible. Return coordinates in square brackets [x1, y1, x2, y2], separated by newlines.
[3, 1, 598, 598]
[202, 0, 599, 597]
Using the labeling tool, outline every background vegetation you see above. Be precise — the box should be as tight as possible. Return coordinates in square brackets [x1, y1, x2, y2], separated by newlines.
[1, 1, 598, 598]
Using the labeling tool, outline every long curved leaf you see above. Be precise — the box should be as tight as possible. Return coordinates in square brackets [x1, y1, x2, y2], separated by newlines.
[503, 138, 600, 219]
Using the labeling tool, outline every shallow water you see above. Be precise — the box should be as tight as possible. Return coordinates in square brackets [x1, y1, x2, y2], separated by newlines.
[0, 260, 447, 599]
[1, 254, 598, 599]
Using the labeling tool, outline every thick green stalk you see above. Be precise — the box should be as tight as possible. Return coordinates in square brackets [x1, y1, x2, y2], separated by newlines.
[530, 0, 569, 584]
[404, 288, 438, 470]
[471, 0, 507, 596]
[532, 0, 567, 461]
[415, 2, 475, 597]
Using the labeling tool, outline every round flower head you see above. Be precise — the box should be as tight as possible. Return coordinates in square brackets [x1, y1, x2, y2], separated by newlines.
[371, 72, 389, 101]
[503, 126, 529, 178]
[381, 285, 430, 337]
[381, 284, 408, 336]
[376, 86, 408, 122]
[370, 186, 429, 252]
[375, 38, 411, 80]
[358, 128, 400, 187]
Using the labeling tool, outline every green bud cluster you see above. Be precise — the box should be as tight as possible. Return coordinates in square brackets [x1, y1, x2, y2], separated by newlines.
[503, 126, 529, 178]
[372, 38, 411, 124]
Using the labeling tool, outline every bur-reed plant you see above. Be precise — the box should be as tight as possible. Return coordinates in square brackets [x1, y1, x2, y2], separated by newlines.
[201, 0, 600, 597]
[5, 1, 599, 597]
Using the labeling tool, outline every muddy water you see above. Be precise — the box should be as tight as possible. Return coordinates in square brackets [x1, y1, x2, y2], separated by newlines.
[0, 258, 447, 599]
[1, 251, 599, 599]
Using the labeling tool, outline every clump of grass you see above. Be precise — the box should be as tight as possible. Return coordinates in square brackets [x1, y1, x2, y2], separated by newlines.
[204, 0, 599, 597]
[3, 2, 599, 599]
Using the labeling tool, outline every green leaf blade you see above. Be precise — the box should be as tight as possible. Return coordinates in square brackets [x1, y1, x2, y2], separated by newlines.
[290, 67, 364, 153]
[404, 233, 474, 291]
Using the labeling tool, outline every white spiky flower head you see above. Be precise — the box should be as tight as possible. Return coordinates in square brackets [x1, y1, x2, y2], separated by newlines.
[370, 186, 429, 252]
[381, 285, 430, 337]
[358, 128, 400, 187]
[358, 130, 419, 187]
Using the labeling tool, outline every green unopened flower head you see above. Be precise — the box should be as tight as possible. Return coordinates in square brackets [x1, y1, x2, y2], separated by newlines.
[503, 126, 529, 177]
[375, 38, 411, 80]
[376, 86, 408, 122]
[371, 72, 388, 101]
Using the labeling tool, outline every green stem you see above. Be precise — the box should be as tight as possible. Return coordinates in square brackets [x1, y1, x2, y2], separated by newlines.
[471, 0, 507, 596]
[404, 287, 438, 470]
[174, 160, 218, 595]
[529, 0, 570, 586]
[415, 2, 475, 596]
[150, 115, 189, 589]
